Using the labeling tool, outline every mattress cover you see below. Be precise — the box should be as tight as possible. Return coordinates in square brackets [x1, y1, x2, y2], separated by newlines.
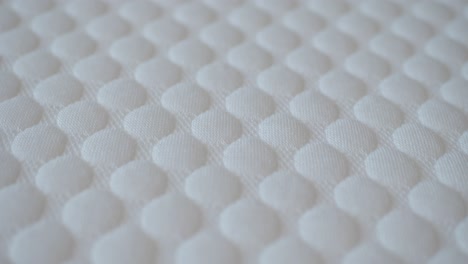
[1, 0, 468, 263]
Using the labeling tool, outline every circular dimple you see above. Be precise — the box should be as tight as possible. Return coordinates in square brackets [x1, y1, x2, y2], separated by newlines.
[257, 66, 304, 97]
[319, 70, 366, 101]
[426, 36, 468, 66]
[354, 95, 403, 129]
[0, 28, 39, 56]
[289, 90, 339, 125]
[169, 39, 213, 68]
[220, 199, 280, 248]
[52, 32, 96, 59]
[223, 137, 277, 177]
[203, 0, 242, 11]
[0, 6, 19, 32]
[404, 54, 449, 87]
[380, 74, 427, 105]
[32, 10, 74, 38]
[441, 78, 468, 110]
[119, 1, 161, 25]
[284, 8, 324, 36]
[141, 193, 201, 240]
[294, 142, 349, 184]
[124, 104, 175, 140]
[97, 79, 146, 111]
[377, 210, 438, 263]
[57, 101, 108, 136]
[87, 14, 130, 42]
[174, 2, 215, 27]
[143, 18, 187, 45]
[299, 206, 359, 255]
[343, 243, 402, 264]
[81, 129, 136, 166]
[34, 74, 83, 106]
[392, 16, 433, 44]
[259, 171, 315, 214]
[110, 160, 167, 201]
[10, 221, 73, 264]
[338, 12, 379, 40]
[197, 63, 242, 92]
[92, 225, 156, 264]
[0, 72, 20, 102]
[460, 132, 468, 154]
[65, 0, 106, 21]
[256, 0, 295, 14]
[326, 119, 377, 155]
[360, 1, 401, 21]
[14, 51, 60, 79]
[346, 51, 390, 82]
[152, 134, 207, 172]
[62, 190, 123, 237]
[36, 155, 93, 195]
[228, 42, 272, 72]
[258, 113, 309, 148]
[371, 32, 413, 64]
[110, 36, 155, 64]
[447, 19, 468, 46]
[418, 100, 468, 133]
[435, 152, 468, 191]
[74, 55, 120, 83]
[456, 219, 468, 254]
[0, 184, 44, 233]
[201, 21, 243, 50]
[308, 0, 349, 18]
[185, 165, 241, 209]
[176, 232, 240, 264]
[260, 238, 322, 264]
[192, 110, 242, 145]
[0, 151, 20, 187]
[413, 1, 453, 25]
[135, 58, 181, 89]
[286, 46, 331, 78]
[365, 148, 420, 189]
[314, 29, 356, 59]
[409, 181, 465, 226]
[334, 176, 391, 219]
[161, 84, 210, 115]
[229, 4, 270, 32]
[0, 96, 42, 131]
[12, 125, 66, 161]
[225, 87, 275, 120]
[257, 24, 299, 54]
[393, 124, 444, 161]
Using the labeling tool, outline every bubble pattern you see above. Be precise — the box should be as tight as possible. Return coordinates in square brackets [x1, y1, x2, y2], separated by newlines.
[0, 0, 467, 263]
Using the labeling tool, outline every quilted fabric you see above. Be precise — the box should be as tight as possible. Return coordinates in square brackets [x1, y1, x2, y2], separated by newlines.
[1, 0, 468, 263]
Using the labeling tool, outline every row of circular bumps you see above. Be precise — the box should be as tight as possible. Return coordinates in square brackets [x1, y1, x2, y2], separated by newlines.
[1, 0, 468, 264]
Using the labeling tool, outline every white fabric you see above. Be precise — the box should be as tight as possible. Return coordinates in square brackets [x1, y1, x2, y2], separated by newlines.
[0, 0, 468, 263]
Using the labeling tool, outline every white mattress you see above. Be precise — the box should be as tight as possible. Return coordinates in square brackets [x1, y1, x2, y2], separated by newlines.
[1, 0, 468, 263]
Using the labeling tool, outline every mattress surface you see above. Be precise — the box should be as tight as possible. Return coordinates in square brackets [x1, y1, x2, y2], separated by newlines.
[1, 0, 468, 263]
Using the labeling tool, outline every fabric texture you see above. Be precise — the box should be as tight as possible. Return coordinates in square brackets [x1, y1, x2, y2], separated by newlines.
[0, 0, 468, 263]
